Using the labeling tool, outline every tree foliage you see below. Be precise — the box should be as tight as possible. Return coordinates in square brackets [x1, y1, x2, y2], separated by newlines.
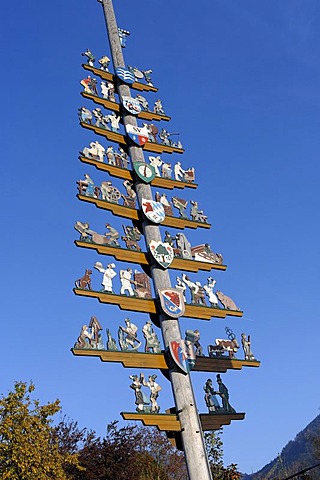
[0, 382, 81, 480]
[205, 430, 241, 480]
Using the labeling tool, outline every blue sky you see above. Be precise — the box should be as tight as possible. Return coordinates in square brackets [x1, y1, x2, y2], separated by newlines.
[2, 0, 320, 474]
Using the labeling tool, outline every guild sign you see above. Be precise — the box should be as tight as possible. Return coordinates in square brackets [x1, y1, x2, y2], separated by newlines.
[121, 96, 142, 115]
[169, 339, 196, 374]
[142, 199, 165, 224]
[125, 124, 149, 146]
[149, 241, 174, 269]
[158, 288, 185, 318]
[133, 161, 156, 183]
[115, 67, 135, 84]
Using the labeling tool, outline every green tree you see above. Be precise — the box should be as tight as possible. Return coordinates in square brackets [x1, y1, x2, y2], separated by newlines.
[0, 382, 81, 480]
[205, 430, 241, 480]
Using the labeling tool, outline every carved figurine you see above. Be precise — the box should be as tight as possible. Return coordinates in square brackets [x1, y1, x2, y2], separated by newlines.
[203, 277, 219, 308]
[175, 233, 192, 259]
[143, 123, 158, 143]
[216, 374, 236, 413]
[204, 379, 221, 413]
[159, 128, 171, 146]
[216, 291, 240, 311]
[133, 270, 152, 298]
[92, 108, 110, 129]
[241, 333, 255, 360]
[100, 181, 121, 203]
[80, 75, 98, 96]
[77, 173, 98, 197]
[184, 167, 195, 183]
[118, 147, 129, 169]
[164, 231, 175, 248]
[190, 201, 208, 223]
[143, 374, 161, 413]
[94, 262, 117, 293]
[122, 225, 141, 251]
[175, 276, 187, 302]
[74, 317, 103, 349]
[136, 94, 149, 111]
[174, 162, 185, 181]
[82, 140, 105, 163]
[106, 328, 118, 351]
[172, 197, 188, 219]
[100, 81, 115, 102]
[191, 244, 223, 265]
[74, 221, 120, 247]
[118, 27, 130, 47]
[208, 327, 239, 358]
[149, 156, 162, 176]
[98, 55, 110, 71]
[78, 106, 93, 124]
[193, 329, 204, 356]
[120, 268, 134, 296]
[75, 269, 92, 290]
[155, 192, 173, 216]
[142, 321, 161, 353]
[118, 318, 141, 350]
[181, 273, 206, 305]
[129, 374, 150, 412]
[107, 112, 120, 132]
[153, 99, 165, 116]
[162, 162, 172, 179]
[81, 49, 95, 66]
[142, 69, 153, 85]
[122, 180, 136, 208]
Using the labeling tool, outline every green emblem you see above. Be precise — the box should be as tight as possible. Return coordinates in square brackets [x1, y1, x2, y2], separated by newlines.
[133, 161, 156, 183]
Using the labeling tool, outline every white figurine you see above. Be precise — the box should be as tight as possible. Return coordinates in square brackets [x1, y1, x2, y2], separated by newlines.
[175, 276, 187, 302]
[174, 162, 186, 182]
[161, 163, 172, 179]
[203, 277, 219, 307]
[106, 146, 115, 165]
[149, 156, 163, 176]
[120, 268, 134, 296]
[94, 262, 117, 293]
[107, 112, 120, 132]
[98, 55, 110, 71]
[153, 99, 165, 116]
[83, 141, 105, 163]
[136, 94, 149, 111]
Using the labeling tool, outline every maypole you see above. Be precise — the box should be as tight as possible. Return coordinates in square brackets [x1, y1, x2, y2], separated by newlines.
[73, 0, 260, 478]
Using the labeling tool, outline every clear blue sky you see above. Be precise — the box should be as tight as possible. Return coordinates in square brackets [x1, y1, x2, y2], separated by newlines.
[2, 0, 320, 474]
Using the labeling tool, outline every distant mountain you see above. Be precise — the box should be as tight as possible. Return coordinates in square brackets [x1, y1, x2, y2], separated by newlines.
[241, 414, 320, 480]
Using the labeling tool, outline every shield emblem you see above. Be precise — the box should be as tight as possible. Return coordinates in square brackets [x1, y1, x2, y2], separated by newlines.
[158, 288, 185, 318]
[149, 241, 174, 269]
[142, 199, 165, 224]
[115, 67, 135, 84]
[133, 161, 156, 183]
[125, 124, 149, 146]
[121, 96, 142, 115]
[169, 339, 196, 374]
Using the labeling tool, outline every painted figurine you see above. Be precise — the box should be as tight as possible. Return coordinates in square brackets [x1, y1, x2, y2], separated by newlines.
[191, 244, 223, 265]
[153, 99, 165, 116]
[118, 146, 129, 169]
[204, 379, 221, 413]
[175, 233, 192, 259]
[181, 273, 206, 305]
[193, 329, 204, 356]
[241, 333, 255, 360]
[142, 69, 153, 85]
[155, 192, 173, 216]
[74, 269, 92, 290]
[78, 106, 93, 124]
[80, 75, 98, 96]
[208, 328, 239, 358]
[100, 81, 115, 101]
[74, 221, 120, 247]
[92, 108, 110, 129]
[120, 268, 134, 296]
[216, 374, 236, 413]
[118, 27, 130, 47]
[216, 291, 240, 311]
[98, 55, 110, 71]
[122, 225, 141, 251]
[174, 162, 185, 181]
[172, 197, 188, 219]
[204, 277, 219, 307]
[118, 318, 141, 350]
[81, 48, 95, 66]
[74, 317, 103, 349]
[94, 262, 117, 293]
[133, 270, 152, 298]
[106, 328, 118, 351]
[129, 374, 150, 412]
[142, 321, 161, 353]
[175, 276, 187, 302]
[123, 180, 136, 208]
[162, 162, 172, 179]
[82, 140, 105, 163]
[136, 94, 149, 111]
[77, 173, 97, 197]
[149, 155, 163, 176]
[143, 123, 158, 143]
[105, 223, 120, 246]
[107, 112, 120, 132]
[100, 181, 121, 203]
[143, 374, 161, 413]
[159, 128, 171, 146]
[190, 201, 208, 223]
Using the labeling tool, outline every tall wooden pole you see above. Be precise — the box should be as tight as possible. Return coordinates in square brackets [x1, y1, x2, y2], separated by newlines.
[99, 1, 213, 478]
